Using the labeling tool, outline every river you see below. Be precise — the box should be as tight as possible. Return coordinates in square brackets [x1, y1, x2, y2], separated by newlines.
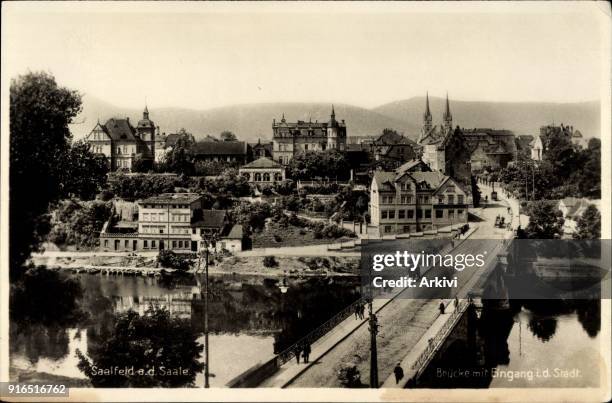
[10, 272, 361, 387]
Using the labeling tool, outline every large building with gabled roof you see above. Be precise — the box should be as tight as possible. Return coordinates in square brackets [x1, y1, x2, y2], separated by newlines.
[86, 106, 158, 171]
[369, 159, 470, 236]
[272, 106, 347, 165]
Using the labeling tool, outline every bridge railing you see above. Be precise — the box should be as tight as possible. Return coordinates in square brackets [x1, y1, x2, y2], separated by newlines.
[275, 297, 365, 366]
[411, 300, 470, 373]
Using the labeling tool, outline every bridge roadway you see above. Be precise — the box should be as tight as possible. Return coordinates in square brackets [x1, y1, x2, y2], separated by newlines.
[260, 200, 513, 388]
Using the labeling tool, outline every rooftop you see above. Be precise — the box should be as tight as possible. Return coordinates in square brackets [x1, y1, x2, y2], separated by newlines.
[192, 141, 248, 155]
[222, 224, 243, 239]
[240, 157, 283, 169]
[140, 193, 202, 205]
[191, 210, 228, 228]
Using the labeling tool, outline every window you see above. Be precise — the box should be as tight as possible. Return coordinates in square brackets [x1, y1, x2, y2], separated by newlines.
[381, 210, 388, 219]
[152, 240, 156, 248]
[401, 195, 412, 204]
[403, 225, 411, 233]
[436, 210, 444, 218]
[425, 209, 431, 219]
[384, 225, 392, 233]
[399, 210, 405, 219]
[417, 209, 423, 219]
[438, 196, 444, 204]
[172, 240, 177, 248]
[388, 210, 395, 219]
[104, 240, 109, 247]
[457, 195, 464, 204]
[144, 240, 148, 248]
[407, 209, 414, 219]
[449, 210, 455, 219]
[458, 209, 464, 216]
[448, 195, 455, 204]
[304, 144, 309, 151]
[124, 240, 129, 248]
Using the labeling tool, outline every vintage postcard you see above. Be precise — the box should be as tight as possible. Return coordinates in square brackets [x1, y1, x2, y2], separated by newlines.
[1, 1, 610, 402]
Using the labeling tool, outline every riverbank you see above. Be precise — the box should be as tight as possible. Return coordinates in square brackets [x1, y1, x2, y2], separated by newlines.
[30, 253, 360, 278]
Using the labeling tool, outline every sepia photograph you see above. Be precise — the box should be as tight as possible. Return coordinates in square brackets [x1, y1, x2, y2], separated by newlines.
[1, 1, 610, 402]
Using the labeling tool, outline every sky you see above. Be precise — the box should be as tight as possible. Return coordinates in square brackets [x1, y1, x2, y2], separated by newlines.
[2, 2, 609, 110]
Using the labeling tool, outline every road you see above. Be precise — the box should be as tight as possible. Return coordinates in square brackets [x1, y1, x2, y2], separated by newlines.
[285, 201, 511, 387]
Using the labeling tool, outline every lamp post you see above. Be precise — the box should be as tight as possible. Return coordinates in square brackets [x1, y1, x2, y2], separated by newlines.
[367, 266, 379, 388]
[198, 234, 217, 388]
[368, 299, 379, 388]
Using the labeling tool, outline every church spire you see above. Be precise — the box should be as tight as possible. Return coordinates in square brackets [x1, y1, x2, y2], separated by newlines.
[143, 104, 149, 120]
[421, 91, 433, 137]
[331, 104, 336, 120]
[443, 92, 452, 130]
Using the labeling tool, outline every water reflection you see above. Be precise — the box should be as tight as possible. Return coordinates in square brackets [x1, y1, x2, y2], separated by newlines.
[10, 272, 360, 386]
[418, 298, 601, 388]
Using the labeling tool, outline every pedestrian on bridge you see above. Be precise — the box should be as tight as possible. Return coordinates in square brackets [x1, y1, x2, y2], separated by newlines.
[454, 297, 459, 311]
[359, 303, 365, 319]
[439, 300, 446, 314]
[294, 344, 302, 364]
[394, 363, 404, 384]
[302, 343, 311, 363]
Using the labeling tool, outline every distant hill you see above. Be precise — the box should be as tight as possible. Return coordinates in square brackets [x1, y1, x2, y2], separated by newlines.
[373, 97, 601, 139]
[71, 95, 600, 143]
[70, 96, 413, 142]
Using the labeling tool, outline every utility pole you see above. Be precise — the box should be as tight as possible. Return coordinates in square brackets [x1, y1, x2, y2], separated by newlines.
[532, 164, 536, 201]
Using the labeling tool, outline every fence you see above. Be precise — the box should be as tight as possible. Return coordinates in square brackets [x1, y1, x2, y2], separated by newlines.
[411, 300, 469, 374]
[275, 297, 365, 366]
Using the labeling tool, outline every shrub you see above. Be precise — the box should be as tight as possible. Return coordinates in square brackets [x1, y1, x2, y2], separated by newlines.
[157, 250, 191, 271]
[263, 255, 278, 268]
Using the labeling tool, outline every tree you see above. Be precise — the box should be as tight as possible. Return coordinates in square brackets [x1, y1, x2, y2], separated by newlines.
[574, 205, 601, 239]
[58, 141, 109, 199]
[220, 131, 237, 141]
[131, 155, 151, 173]
[48, 200, 113, 249]
[165, 142, 195, 176]
[77, 306, 204, 387]
[10, 72, 82, 275]
[287, 150, 350, 180]
[524, 201, 564, 239]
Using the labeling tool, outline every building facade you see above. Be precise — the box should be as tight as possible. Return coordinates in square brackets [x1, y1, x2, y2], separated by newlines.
[272, 106, 347, 165]
[369, 166, 470, 236]
[86, 106, 157, 171]
[239, 157, 286, 184]
[459, 128, 517, 171]
[99, 193, 243, 253]
[192, 141, 250, 165]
